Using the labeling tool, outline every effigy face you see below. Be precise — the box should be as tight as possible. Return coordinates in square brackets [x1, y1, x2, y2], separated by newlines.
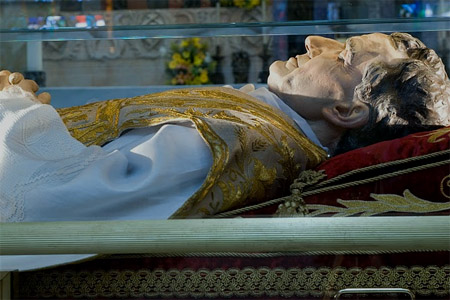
[267, 32, 448, 124]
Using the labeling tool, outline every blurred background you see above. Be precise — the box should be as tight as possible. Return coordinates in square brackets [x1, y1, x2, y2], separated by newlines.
[0, 0, 449, 90]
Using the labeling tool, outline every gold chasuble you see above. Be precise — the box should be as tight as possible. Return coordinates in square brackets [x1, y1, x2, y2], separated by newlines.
[57, 88, 327, 218]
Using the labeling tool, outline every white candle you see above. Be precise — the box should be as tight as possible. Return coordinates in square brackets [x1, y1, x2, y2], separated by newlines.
[26, 41, 43, 71]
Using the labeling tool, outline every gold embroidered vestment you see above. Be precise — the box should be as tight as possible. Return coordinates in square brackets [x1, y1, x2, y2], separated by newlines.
[57, 87, 327, 217]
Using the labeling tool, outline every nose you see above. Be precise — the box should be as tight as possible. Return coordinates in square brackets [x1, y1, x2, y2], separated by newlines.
[305, 36, 345, 58]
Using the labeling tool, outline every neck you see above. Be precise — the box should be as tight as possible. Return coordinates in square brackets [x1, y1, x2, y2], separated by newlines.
[307, 119, 345, 153]
[271, 90, 346, 153]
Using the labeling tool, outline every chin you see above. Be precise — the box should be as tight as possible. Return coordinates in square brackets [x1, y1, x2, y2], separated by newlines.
[266, 75, 279, 93]
[267, 82, 280, 96]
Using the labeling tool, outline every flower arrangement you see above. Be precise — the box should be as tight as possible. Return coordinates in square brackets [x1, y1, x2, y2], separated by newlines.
[219, 0, 261, 10]
[167, 38, 216, 85]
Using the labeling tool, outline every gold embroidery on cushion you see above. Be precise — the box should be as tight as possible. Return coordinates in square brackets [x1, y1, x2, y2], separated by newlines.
[307, 189, 450, 217]
[215, 151, 449, 218]
[441, 175, 450, 199]
[414, 127, 450, 143]
[18, 265, 450, 298]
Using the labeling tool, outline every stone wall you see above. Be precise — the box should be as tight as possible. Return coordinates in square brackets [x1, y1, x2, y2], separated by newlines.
[1, 7, 271, 87]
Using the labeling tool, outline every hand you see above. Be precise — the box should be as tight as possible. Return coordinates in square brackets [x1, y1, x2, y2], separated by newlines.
[222, 83, 255, 93]
[0, 70, 51, 104]
[238, 84, 255, 93]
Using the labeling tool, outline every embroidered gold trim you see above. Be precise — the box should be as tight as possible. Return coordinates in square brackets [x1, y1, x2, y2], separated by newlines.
[19, 265, 450, 298]
[57, 87, 328, 217]
[57, 88, 325, 163]
[415, 126, 450, 143]
[307, 189, 450, 217]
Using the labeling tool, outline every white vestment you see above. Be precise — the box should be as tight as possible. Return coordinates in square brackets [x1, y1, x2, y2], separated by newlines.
[0, 86, 324, 271]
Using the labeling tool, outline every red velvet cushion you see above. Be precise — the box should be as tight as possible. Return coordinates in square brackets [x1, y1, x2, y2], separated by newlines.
[319, 126, 450, 179]
[238, 126, 450, 217]
[304, 126, 450, 216]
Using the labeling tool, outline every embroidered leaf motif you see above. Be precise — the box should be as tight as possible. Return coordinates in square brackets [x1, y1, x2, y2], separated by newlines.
[247, 159, 277, 200]
[252, 139, 268, 152]
[212, 111, 243, 123]
[274, 135, 301, 181]
[236, 127, 247, 149]
[307, 189, 450, 217]
[414, 127, 450, 143]
[253, 159, 277, 183]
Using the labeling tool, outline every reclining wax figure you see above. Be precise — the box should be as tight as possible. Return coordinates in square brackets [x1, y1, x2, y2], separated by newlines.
[1, 32, 450, 222]
[0, 32, 449, 270]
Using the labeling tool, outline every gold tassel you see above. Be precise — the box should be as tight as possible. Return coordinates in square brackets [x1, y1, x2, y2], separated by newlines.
[275, 170, 326, 217]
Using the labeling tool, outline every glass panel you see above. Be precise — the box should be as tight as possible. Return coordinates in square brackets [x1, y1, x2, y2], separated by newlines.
[1, 0, 449, 41]
[2, 30, 449, 99]
[1, 0, 449, 91]
[1, 0, 450, 30]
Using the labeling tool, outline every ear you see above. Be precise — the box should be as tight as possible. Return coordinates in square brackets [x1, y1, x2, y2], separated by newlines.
[322, 101, 369, 129]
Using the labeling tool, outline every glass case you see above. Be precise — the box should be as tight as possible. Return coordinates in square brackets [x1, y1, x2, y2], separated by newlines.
[1, 0, 449, 104]
[0, 1, 449, 299]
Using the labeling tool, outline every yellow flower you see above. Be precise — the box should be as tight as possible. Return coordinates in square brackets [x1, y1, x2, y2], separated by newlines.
[172, 53, 181, 61]
[194, 55, 203, 66]
[181, 40, 189, 48]
[192, 77, 201, 85]
[233, 0, 244, 7]
[250, 0, 260, 7]
[177, 58, 189, 66]
[182, 51, 190, 59]
[168, 60, 177, 69]
[168, 38, 214, 85]
[192, 37, 201, 48]
[199, 69, 209, 83]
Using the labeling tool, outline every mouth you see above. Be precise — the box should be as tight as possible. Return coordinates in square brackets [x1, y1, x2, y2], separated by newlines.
[286, 55, 309, 69]
[285, 57, 298, 70]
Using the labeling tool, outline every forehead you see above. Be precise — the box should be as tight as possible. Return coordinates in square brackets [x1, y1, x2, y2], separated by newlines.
[345, 33, 394, 50]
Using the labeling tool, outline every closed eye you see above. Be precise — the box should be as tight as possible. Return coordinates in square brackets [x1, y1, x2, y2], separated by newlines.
[338, 50, 353, 66]
[342, 38, 358, 66]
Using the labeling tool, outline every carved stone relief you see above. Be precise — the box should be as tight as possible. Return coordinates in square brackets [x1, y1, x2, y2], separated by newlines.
[38, 7, 269, 86]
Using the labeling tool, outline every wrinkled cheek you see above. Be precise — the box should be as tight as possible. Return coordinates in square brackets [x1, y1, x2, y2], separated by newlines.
[288, 73, 314, 96]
